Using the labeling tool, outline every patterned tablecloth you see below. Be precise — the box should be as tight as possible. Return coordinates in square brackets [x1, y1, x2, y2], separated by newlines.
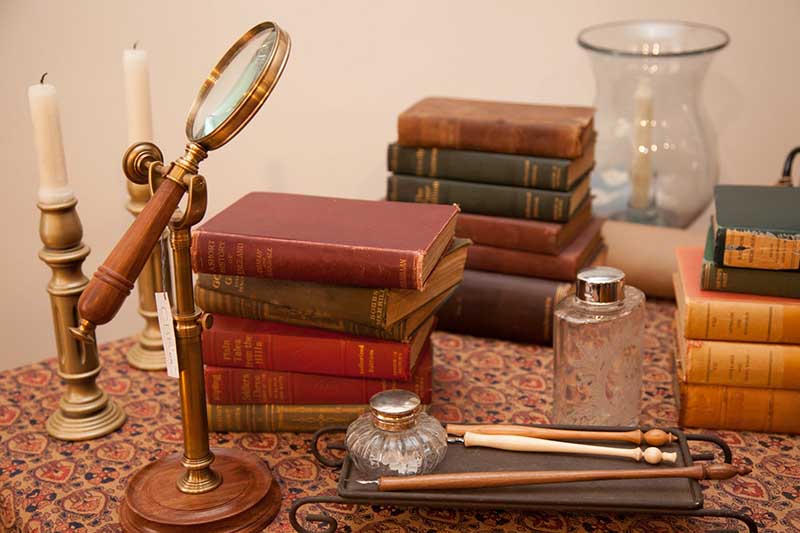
[1, 300, 798, 532]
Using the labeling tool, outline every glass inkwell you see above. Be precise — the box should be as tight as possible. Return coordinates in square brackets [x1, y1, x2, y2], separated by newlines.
[346, 390, 448, 477]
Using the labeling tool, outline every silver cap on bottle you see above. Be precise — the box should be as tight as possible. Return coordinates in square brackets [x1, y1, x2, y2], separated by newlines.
[369, 390, 422, 431]
[576, 266, 626, 304]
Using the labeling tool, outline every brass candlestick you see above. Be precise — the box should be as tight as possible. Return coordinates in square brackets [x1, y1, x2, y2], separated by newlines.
[125, 180, 170, 370]
[70, 22, 290, 531]
[38, 196, 126, 441]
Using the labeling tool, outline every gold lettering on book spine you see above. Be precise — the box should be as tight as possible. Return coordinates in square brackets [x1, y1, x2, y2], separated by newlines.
[415, 149, 425, 176]
[413, 181, 439, 203]
[429, 148, 438, 177]
[398, 258, 408, 289]
[523, 160, 530, 187]
[525, 192, 532, 218]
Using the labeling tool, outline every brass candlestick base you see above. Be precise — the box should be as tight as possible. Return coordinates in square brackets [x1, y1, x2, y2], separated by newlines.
[39, 198, 126, 441]
[119, 448, 281, 532]
[125, 180, 170, 371]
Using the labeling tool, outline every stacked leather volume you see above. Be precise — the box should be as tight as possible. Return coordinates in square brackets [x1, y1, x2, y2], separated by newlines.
[387, 97, 605, 344]
[191, 192, 465, 431]
[674, 185, 800, 433]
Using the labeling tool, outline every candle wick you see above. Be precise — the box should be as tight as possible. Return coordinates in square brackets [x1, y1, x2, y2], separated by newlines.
[133, 40, 139, 50]
[40, 72, 48, 84]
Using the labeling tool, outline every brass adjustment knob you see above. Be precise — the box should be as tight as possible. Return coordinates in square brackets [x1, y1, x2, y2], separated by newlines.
[198, 312, 214, 331]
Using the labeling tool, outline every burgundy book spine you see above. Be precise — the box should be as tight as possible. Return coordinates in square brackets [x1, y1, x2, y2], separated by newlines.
[202, 315, 419, 380]
[205, 342, 433, 405]
[436, 270, 572, 345]
[191, 232, 423, 289]
[455, 201, 592, 255]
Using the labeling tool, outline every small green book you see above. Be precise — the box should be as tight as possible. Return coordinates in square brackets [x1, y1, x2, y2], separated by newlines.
[702, 224, 800, 298]
[713, 185, 800, 270]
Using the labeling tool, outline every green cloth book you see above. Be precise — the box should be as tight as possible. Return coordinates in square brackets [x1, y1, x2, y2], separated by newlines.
[387, 173, 590, 222]
[713, 185, 800, 270]
[702, 224, 800, 298]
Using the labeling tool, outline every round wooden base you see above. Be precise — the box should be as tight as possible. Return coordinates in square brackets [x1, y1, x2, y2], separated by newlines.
[119, 448, 281, 532]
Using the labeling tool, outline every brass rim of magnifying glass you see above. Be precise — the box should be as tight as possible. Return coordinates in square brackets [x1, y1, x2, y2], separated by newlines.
[185, 21, 291, 151]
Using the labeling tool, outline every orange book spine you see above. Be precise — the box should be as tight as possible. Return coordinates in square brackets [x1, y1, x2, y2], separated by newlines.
[679, 337, 800, 390]
[679, 382, 800, 433]
[682, 297, 800, 344]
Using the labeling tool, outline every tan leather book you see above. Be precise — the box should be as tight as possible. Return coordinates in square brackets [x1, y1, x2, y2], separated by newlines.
[398, 97, 595, 159]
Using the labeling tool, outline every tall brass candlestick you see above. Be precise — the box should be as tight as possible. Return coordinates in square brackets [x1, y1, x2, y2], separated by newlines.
[38, 197, 126, 441]
[125, 182, 170, 370]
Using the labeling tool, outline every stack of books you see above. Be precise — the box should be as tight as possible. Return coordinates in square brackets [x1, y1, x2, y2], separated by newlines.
[386, 97, 605, 344]
[674, 185, 800, 433]
[191, 192, 465, 432]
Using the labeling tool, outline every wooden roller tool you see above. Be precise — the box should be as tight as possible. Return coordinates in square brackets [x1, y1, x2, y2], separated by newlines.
[451, 432, 677, 464]
[356, 463, 751, 492]
[446, 424, 676, 447]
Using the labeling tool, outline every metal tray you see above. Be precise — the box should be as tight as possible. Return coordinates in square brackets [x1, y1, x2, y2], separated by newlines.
[290, 424, 756, 532]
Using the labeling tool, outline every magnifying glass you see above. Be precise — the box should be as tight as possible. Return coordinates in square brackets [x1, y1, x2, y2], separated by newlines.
[77, 21, 291, 331]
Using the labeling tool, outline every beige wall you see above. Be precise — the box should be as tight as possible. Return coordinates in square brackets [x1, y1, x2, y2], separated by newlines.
[1, 0, 798, 370]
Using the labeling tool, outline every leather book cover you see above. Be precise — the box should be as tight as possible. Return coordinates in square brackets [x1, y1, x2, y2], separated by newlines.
[192, 192, 458, 289]
[387, 174, 590, 222]
[674, 247, 800, 343]
[202, 315, 435, 380]
[387, 140, 595, 191]
[465, 218, 604, 281]
[398, 97, 595, 159]
[713, 185, 800, 270]
[701, 225, 800, 298]
[204, 341, 433, 405]
[455, 199, 592, 255]
[195, 238, 469, 329]
[207, 403, 367, 433]
[436, 269, 573, 345]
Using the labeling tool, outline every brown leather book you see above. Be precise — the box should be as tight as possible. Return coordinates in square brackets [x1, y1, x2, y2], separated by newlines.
[436, 270, 572, 345]
[398, 97, 595, 159]
[465, 218, 604, 281]
[191, 192, 458, 290]
[456, 199, 592, 255]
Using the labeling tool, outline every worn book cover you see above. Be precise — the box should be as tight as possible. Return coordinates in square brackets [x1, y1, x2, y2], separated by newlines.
[387, 140, 595, 191]
[192, 192, 458, 289]
[674, 247, 800, 343]
[195, 238, 469, 330]
[701, 225, 800, 298]
[455, 199, 592, 255]
[387, 174, 590, 222]
[202, 315, 435, 380]
[205, 340, 433, 405]
[207, 403, 367, 433]
[713, 185, 800, 270]
[465, 218, 603, 281]
[398, 97, 595, 159]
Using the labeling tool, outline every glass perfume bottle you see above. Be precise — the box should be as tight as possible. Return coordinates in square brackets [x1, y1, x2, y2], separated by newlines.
[345, 390, 447, 477]
[552, 267, 645, 426]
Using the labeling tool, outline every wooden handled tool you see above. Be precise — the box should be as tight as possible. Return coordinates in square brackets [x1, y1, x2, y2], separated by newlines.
[447, 424, 676, 446]
[358, 463, 750, 492]
[455, 432, 677, 464]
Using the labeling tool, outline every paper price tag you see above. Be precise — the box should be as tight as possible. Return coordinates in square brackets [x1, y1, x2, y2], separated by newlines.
[155, 292, 180, 379]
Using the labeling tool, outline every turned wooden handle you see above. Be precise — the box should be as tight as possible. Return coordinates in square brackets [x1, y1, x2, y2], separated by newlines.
[78, 178, 185, 325]
[447, 424, 675, 446]
[462, 432, 677, 464]
[377, 463, 750, 491]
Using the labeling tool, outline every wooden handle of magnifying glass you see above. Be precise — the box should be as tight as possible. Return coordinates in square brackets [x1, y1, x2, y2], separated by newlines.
[77, 178, 185, 326]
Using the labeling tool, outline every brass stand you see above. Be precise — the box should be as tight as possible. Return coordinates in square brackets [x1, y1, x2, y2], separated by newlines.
[38, 198, 126, 441]
[125, 179, 170, 370]
[114, 143, 280, 532]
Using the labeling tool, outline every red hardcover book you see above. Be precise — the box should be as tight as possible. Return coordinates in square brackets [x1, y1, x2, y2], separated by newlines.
[456, 200, 592, 254]
[465, 218, 604, 281]
[398, 97, 595, 159]
[202, 315, 435, 380]
[191, 192, 458, 289]
[205, 341, 433, 405]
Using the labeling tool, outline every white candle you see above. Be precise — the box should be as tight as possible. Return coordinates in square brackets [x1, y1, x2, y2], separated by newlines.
[28, 80, 73, 205]
[630, 79, 653, 210]
[123, 47, 153, 143]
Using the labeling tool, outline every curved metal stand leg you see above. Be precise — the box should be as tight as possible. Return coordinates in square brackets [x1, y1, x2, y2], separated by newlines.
[671, 508, 759, 533]
[686, 432, 733, 464]
[311, 425, 348, 468]
[289, 495, 352, 533]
